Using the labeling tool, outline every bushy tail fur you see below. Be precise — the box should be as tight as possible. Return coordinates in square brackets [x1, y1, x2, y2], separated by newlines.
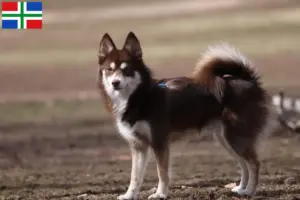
[192, 45, 275, 197]
[192, 44, 260, 102]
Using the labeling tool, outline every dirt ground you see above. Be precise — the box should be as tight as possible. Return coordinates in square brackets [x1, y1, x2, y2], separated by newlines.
[0, 123, 300, 200]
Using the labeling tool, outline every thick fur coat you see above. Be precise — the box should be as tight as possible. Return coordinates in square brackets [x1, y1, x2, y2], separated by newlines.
[97, 32, 273, 200]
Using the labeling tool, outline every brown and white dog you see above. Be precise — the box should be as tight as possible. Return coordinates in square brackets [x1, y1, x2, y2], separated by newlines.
[97, 32, 272, 200]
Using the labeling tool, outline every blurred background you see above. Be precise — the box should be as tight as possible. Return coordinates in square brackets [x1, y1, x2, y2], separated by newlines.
[0, 0, 300, 199]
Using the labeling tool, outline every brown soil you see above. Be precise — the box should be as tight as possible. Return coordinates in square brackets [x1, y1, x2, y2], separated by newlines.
[0, 122, 300, 200]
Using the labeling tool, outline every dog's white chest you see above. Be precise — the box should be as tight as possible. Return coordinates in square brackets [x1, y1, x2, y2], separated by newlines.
[116, 119, 152, 144]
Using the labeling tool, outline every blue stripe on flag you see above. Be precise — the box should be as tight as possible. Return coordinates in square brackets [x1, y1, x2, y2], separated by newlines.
[2, 20, 18, 29]
[26, 2, 42, 11]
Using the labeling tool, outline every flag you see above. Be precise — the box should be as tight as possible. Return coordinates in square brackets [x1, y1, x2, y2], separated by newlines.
[1, 1, 42, 29]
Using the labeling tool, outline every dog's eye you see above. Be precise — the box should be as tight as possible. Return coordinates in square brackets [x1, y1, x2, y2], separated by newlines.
[106, 67, 113, 72]
[122, 67, 130, 73]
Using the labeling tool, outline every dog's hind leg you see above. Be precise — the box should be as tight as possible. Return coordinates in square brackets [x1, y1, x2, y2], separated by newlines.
[214, 127, 249, 192]
[218, 123, 261, 197]
[148, 144, 171, 199]
[241, 147, 260, 196]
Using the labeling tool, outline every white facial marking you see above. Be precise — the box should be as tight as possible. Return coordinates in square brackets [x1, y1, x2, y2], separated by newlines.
[120, 62, 128, 70]
[110, 62, 116, 70]
[103, 70, 141, 100]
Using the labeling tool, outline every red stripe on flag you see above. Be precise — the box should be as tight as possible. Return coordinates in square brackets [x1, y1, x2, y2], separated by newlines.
[2, 2, 18, 11]
[26, 20, 42, 29]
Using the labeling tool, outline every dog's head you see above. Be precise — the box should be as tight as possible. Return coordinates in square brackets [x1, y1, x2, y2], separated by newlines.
[98, 32, 150, 99]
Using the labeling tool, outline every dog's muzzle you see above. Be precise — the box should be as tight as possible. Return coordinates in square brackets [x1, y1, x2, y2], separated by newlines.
[112, 80, 121, 90]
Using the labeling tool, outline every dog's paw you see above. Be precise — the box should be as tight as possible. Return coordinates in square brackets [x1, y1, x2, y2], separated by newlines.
[231, 188, 255, 197]
[117, 193, 137, 200]
[231, 185, 243, 193]
[224, 182, 237, 189]
[148, 193, 167, 199]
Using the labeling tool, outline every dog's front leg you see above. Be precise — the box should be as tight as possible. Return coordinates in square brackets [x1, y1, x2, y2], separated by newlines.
[148, 145, 170, 199]
[118, 144, 150, 200]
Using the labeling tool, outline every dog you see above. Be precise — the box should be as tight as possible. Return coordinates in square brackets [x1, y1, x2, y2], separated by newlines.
[97, 32, 273, 200]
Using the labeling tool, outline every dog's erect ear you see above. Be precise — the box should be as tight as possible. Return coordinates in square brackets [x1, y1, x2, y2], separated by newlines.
[123, 32, 142, 59]
[99, 33, 116, 64]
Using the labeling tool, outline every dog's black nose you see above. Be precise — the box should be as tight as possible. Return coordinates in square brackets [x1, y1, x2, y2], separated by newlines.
[112, 80, 120, 88]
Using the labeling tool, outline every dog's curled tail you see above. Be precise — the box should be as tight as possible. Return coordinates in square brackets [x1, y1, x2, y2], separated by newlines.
[192, 44, 260, 102]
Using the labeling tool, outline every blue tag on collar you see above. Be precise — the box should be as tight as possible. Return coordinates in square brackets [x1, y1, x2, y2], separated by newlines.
[158, 83, 167, 88]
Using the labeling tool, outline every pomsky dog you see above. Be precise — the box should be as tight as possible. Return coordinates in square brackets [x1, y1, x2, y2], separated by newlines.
[97, 32, 273, 200]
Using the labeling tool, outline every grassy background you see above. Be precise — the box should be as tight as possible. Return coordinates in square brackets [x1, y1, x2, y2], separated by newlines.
[0, 0, 300, 126]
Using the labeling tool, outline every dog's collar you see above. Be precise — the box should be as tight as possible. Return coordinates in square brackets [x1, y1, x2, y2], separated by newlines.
[158, 83, 167, 88]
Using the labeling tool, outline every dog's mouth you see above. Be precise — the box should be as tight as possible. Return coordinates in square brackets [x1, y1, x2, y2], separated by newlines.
[113, 86, 122, 91]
